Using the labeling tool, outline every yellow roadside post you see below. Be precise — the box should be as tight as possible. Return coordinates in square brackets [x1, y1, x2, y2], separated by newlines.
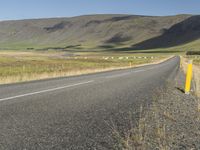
[129, 62, 132, 67]
[185, 60, 193, 94]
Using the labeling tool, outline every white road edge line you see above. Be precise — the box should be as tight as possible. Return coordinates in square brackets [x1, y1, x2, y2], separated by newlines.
[105, 73, 130, 79]
[0, 80, 94, 102]
[134, 70, 145, 73]
[105, 69, 145, 79]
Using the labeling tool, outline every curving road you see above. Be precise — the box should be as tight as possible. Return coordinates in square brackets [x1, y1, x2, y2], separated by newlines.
[0, 56, 180, 149]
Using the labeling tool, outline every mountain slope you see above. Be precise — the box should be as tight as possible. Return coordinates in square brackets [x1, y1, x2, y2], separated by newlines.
[0, 14, 195, 50]
[131, 15, 200, 50]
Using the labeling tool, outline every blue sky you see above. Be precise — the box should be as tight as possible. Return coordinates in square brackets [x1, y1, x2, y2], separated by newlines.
[0, 0, 200, 20]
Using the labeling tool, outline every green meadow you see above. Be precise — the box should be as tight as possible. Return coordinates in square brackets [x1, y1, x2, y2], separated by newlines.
[0, 50, 167, 84]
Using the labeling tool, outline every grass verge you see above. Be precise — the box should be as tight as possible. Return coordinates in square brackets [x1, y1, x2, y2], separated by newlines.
[193, 57, 200, 97]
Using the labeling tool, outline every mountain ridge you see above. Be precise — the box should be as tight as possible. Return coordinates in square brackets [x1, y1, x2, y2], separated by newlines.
[1, 14, 199, 51]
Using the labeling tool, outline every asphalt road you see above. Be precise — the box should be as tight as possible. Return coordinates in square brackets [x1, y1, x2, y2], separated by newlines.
[0, 56, 180, 150]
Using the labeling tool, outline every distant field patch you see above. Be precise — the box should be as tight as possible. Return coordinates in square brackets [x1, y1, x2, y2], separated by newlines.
[0, 51, 166, 84]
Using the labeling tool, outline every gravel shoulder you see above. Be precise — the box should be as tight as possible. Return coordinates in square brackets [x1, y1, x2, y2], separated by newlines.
[124, 69, 200, 149]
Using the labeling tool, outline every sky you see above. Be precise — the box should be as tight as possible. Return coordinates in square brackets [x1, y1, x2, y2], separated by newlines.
[0, 0, 200, 21]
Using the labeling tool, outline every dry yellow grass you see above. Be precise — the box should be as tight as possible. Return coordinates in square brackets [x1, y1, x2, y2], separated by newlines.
[193, 65, 200, 97]
[193, 65, 200, 112]
[0, 51, 170, 84]
[0, 67, 135, 84]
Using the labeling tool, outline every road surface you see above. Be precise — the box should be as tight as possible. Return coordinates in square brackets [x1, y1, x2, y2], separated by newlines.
[0, 56, 180, 149]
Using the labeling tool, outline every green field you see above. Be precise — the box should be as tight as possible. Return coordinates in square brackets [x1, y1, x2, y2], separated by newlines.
[0, 50, 167, 84]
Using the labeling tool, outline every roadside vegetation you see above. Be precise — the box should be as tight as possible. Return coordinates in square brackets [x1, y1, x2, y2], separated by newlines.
[193, 57, 200, 99]
[0, 50, 167, 84]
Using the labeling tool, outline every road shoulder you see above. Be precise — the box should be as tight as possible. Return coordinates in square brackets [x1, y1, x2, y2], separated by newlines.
[114, 69, 200, 149]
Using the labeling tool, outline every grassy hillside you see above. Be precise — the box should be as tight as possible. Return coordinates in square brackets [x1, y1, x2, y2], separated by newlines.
[0, 14, 194, 51]
[131, 16, 200, 50]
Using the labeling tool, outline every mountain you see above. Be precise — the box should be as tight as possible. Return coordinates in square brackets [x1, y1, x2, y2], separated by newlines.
[132, 15, 200, 50]
[0, 14, 199, 51]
